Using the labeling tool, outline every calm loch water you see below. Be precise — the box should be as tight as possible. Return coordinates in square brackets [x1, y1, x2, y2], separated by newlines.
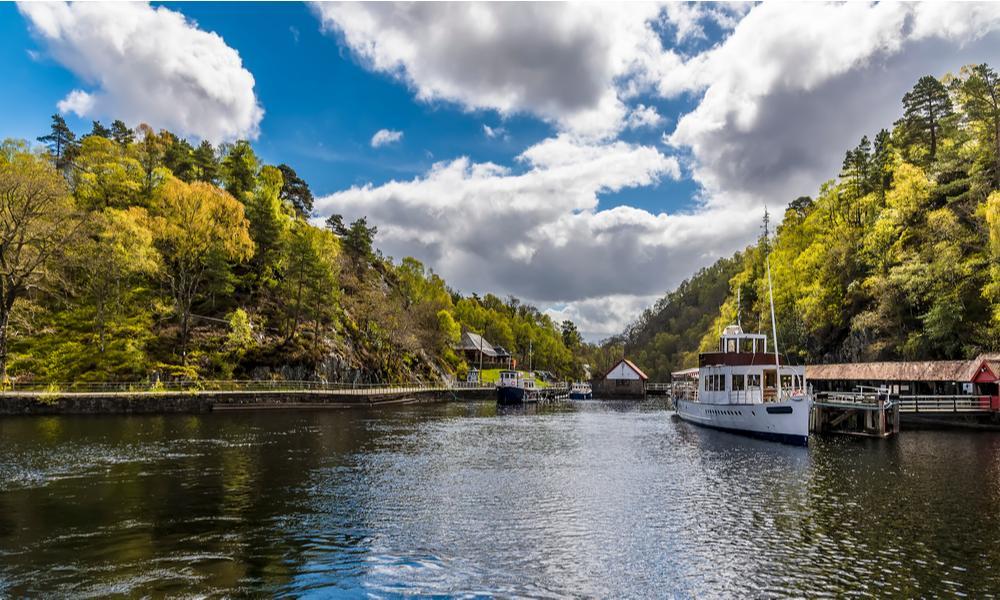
[2, 401, 1000, 597]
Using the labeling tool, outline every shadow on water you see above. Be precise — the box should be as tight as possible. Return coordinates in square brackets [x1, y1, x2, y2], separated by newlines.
[1, 402, 1000, 597]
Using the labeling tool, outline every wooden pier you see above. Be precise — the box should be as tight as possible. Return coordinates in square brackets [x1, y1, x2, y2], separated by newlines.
[811, 389, 900, 438]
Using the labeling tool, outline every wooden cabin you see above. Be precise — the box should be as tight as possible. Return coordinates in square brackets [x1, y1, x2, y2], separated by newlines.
[593, 358, 648, 399]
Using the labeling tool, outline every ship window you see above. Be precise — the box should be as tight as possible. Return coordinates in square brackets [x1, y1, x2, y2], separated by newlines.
[747, 374, 761, 389]
[733, 374, 745, 391]
[781, 375, 793, 389]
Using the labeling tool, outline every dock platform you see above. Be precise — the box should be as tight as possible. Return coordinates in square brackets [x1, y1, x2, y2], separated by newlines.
[811, 390, 900, 438]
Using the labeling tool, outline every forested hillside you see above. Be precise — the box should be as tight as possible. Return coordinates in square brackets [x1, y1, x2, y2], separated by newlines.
[622, 64, 1000, 377]
[1, 119, 582, 384]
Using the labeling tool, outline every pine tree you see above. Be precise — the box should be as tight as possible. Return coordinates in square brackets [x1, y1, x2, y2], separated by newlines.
[951, 64, 1000, 188]
[36, 114, 79, 169]
[870, 129, 893, 205]
[87, 120, 112, 139]
[221, 140, 259, 199]
[898, 75, 952, 164]
[192, 141, 220, 184]
[110, 120, 134, 148]
[277, 163, 314, 217]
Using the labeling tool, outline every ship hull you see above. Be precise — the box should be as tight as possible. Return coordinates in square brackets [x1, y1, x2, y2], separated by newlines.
[568, 391, 592, 400]
[497, 386, 538, 405]
[675, 397, 811, 446]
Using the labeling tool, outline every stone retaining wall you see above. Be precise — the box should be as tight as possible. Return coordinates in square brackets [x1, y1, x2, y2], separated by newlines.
[0, 388, 496, 416]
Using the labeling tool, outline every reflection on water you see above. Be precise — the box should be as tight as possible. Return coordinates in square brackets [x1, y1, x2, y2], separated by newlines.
[2, 401, 1000, 597]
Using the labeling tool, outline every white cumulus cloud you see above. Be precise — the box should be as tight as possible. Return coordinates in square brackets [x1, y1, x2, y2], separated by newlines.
[314, 135, 755, 340]
[312, 2, 724, 139]
[664, 2, 1000, 210]
[19, 1, 264, 142]
[625, 104, 665, 130]
[370, 128, 403, 148]
[56, 89, 95, 117]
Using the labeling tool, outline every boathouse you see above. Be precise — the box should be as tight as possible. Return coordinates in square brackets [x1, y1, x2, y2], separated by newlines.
[457, 331, 507, 368]
[806, 354, 1000, 409]
[594, 358, 648, 399]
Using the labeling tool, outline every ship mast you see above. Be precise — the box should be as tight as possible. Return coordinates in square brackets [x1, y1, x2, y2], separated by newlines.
[763, 208, 782, 397]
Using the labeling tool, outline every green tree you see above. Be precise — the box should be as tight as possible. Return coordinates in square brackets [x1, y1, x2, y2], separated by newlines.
[73, 207, 160, 353]
[71, 136, 145, 209]
[984, 191, 1000, 331]
[244, 165, 292, 291]
[150, 177, 254, 360]
[324, 213, 348, 236]
[192, 141, 219, 184]
[135, 124, 166, 196]
[87, 121, 112, 139]
[344, 217, 377, 268]
[561, 320, 583, 350]
[160, 131, 196, 182]
[897, 75, 953, 164]
[36, 114, 79, 169]
[110, 120, 134, 148]
[282, 221, 339, 343]
[221, 140, 259, 199]
[277, 163, 314, 217]
[0, 140, 85, 379]
[951, 63, 1000, 187]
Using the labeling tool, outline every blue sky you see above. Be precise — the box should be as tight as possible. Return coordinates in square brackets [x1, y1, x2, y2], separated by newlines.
[2, 2, 700, 213]
[6, 2, 1000, 339]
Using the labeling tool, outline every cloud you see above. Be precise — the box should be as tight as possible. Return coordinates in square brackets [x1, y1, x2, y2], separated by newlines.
[370, 128, 403, 148]
[19, 1, 263, 142]
[544, 294, 661, 341]
[483, 124, 508, 140]
[625, 104, 664, 130]
[314, 135, 755, 340]
[664, 2, 1000, 209]
[56, 89, 95, 117]
[312, 2, 710, 138]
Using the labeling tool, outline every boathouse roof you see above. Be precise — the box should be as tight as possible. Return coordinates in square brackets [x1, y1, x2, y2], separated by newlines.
[604, 358, 649, 381]
[806, 354, 1000, 383]
[457, 331, 498, 357]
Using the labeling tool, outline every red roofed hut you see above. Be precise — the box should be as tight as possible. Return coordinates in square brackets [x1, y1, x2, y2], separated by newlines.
[593, 358, 649, 399]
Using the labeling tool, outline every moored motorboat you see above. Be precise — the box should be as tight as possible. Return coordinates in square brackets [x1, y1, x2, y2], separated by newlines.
[496, 370, 540, 405]
[568, 382, 592, 400]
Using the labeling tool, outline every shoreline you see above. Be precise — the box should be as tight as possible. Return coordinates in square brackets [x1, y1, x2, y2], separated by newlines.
[0, 387, 497, 416]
